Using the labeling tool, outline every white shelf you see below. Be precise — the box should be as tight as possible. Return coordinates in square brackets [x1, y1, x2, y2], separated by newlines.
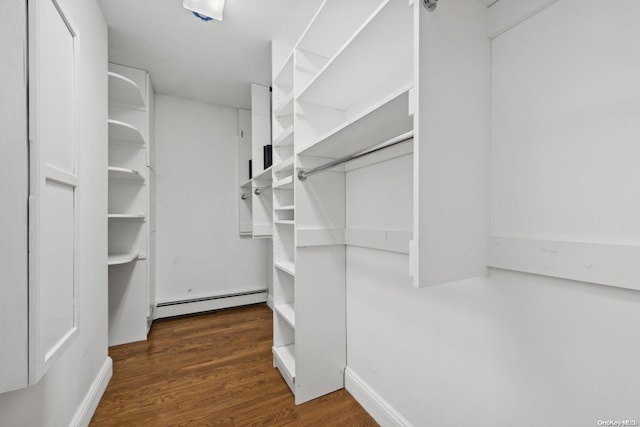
[275, 303, 295, 328]
[108, 166, 145, 183]
[273, 176, 293, 190]
[108, 214, 145, 221]
[273, 344, 296, 391]
[275, 261, 295, 276]
[274, 91, 294, 117]
[253, 165, 273, 183]
[297, 0, 412, 111]
[108, 252, 139, 266]
[108, 71, 145, 109]
[275, 220, 294, 225]
[300, 85, 413, 158]
[240, 179, 252, 189]
[275, 205, 294, 211]
[273, 157, 294, 174]
[295, 0, 381, 61]
[108, 119, 145, 146]
[273, 125, 294, 147]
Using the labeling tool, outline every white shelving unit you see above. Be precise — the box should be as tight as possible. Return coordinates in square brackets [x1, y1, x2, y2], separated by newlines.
[107, 63, 155, 346]
[238, 109, 253, 236]
[237, 86, 273, 238]
[270, 0, 414, 405]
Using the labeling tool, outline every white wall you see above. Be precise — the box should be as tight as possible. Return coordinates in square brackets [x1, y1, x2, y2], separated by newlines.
[0, 0, 110, 424]
[155, 95, 269, 303]
[345, 1, 640, 426]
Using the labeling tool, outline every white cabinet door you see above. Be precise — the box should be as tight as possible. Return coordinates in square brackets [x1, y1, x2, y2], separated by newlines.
[28, 0, 79, 384]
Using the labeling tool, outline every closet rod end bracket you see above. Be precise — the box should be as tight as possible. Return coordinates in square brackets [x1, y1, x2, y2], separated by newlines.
[298, 170, 307, 181]
[422, 0, 438, 12]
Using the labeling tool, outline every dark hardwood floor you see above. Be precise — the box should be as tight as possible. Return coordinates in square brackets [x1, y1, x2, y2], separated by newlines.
[90, 304, 377, 426]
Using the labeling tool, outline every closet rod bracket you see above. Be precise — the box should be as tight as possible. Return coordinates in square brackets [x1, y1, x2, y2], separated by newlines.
[422, 0, 438, 12]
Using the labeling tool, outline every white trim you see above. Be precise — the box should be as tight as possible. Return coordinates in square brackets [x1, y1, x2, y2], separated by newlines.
[344, 367, 412, 427]
[487, 237, 640, 291]
[68, 357, 112, 427]
[154, 290, 268, 319]
[267, 294, 274, 310]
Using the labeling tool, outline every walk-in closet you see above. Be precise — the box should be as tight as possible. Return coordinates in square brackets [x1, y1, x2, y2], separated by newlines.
[1, 0, 639, 426]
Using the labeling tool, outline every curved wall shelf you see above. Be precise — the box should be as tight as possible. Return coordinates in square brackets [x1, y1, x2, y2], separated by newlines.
[108, 119, 145, 146]
[108, 71, 145, 109]
[108, 166, 145, 183]
[108, 252, 139, 266]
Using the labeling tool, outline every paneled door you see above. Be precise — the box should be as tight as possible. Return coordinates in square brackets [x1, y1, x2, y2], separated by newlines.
[28, 0, 79, 384]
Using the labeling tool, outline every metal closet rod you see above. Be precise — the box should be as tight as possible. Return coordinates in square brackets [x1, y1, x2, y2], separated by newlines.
[297, 130, 414, 181]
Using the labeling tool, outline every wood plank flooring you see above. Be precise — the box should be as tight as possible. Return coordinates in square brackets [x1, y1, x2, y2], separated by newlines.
[90, 304, 377, 426]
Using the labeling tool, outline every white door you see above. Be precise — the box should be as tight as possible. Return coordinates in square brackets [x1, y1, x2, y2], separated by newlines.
[28, 0, 79, 384]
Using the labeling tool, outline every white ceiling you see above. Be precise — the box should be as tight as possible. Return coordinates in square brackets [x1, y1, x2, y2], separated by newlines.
[97, 0, 323, 109]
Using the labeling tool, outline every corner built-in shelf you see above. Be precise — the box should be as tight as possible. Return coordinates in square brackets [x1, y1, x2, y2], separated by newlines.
[108, 252, 139, 266]
[297, 0, 412, 111]
[275, 261, 295, 276]
[275, 303, 296, 328]
[108, 119, 145, 146]
[275, 220, 295, 225]
[273, 344, 296, 391]
[108, 72, 145, 109]
[108, 166, 145, 183]
[300, 86, 413, 158]
[274, 126, 294, 147]
[240, 179, 252, 189]
[108, 213, 145, 221]
[274, 176, 293, 190]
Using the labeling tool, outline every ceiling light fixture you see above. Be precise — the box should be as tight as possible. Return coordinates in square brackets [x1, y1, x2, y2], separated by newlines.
[183, 0, 225, 21]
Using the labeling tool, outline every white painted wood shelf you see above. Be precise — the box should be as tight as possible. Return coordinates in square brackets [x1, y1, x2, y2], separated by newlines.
[108, 252, 139, 266]
[108, 71, 145, 109]
[299, 85, 413, 158]
[273, 176, 293, 190]
[275, 261, 296, 276]
[108, 166, 145, 183]
[273, 157, 294, 174]
[108, 213, 145, 221]
[253, 165, 273, 183]
[275, 205, 295, 211]
[274, 92, 294, 117]
[273, 344, 296, 392]
[108, 119, 145, 146]
[275, 303, 296, 328]
[297, 0, 412, 111]
[275, 220, 295, 225]
[273, 125, 294, 147]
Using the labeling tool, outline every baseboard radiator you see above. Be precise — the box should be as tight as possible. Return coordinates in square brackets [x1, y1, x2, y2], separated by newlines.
[154, 289, 268, 319]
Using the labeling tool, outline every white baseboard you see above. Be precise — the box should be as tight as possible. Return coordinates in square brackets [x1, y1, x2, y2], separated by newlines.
[345, 367, 412, 427]
[69, 357, 113, 427]
[267, 294, 274, 310]
[154, 289, 267, 319]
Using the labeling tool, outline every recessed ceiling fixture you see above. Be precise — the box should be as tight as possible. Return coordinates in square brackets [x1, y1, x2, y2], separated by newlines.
[183, 0, 226, 21]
